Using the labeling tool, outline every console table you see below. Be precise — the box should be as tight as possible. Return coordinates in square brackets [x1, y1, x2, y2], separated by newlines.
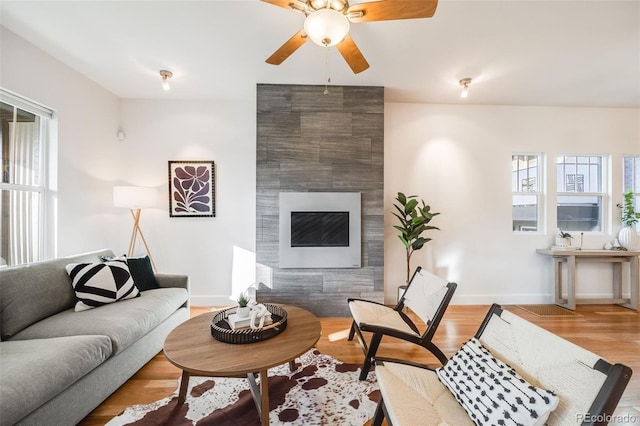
[536, 249, 639, 311]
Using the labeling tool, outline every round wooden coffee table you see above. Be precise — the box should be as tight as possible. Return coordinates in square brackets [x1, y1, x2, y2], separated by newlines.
[163, 305, 321, 426]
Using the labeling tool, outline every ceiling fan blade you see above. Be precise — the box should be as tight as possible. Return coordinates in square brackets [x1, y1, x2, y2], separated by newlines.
[348, 0, 438, 23]
[260, 0, 307, 12]
[336, 34, 370, 74]
[266, 29, 309, 65]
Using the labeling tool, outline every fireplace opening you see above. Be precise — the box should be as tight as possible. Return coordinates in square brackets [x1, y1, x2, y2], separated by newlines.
[291, 212, 349, 247]
[279, 192, 361, 268]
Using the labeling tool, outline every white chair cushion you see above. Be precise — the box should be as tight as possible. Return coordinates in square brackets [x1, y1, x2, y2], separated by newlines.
[403, 270, 449, 324]
[348, 300, 419, 337]
[376, 361, 474, 426]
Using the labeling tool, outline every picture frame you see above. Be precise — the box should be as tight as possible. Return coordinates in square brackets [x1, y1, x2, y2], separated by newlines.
[168, 161, 215, 217]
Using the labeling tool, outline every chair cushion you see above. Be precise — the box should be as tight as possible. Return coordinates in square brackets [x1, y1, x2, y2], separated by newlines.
[65, 260, 140, 311]
[402, 269, 450, 324]
[436, 337, 560, 426]
[348, 300, 419, 336]
[376, 361, 474, 426]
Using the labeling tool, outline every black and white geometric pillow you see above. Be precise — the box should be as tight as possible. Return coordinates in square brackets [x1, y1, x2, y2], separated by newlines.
[65, 261, 140, 312]
[436, 337, 560, 426]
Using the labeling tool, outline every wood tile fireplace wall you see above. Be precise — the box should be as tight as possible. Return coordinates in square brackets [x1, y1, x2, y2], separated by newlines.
[256, 84, 384, 316]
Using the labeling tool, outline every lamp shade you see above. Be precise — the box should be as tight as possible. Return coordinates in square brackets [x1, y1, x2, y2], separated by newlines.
[304, 8, 350, 47]
[113, 186, 157, 209]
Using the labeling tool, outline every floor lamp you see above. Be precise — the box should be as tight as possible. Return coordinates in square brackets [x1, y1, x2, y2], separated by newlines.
[113, 186, 158, 271]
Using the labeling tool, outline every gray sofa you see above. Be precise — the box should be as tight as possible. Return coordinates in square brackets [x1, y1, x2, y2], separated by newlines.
[0, 249, 190, 426]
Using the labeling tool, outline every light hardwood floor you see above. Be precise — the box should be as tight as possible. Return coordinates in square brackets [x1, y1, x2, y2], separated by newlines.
[79, 304, 639, 425]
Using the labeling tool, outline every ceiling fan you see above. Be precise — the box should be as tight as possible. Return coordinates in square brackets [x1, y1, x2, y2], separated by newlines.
[262, 0, 438, 74]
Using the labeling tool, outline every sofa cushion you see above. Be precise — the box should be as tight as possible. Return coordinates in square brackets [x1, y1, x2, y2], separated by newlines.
[11, 287, 189, 355]
[0, 249, 115, 340]
[0, 335, 112, 425]
[436, 337, 560, 426]
[101, 255, 159, 291]
[66, 260, 140, 311]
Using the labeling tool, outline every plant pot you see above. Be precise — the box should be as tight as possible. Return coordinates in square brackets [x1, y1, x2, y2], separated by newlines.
[555, 237, 572, 247]
[618, 227, 638, 250]
[236, 307, 251, 318]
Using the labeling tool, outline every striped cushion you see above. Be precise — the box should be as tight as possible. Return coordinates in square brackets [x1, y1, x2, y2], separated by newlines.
[65, 261, 140, 311]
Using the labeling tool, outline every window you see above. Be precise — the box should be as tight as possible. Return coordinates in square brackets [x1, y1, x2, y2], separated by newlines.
[556, 155, 605, 232]
[512, 154, 542, 232]
[0, 89, 53, 266]
[622, 155, 640, 231]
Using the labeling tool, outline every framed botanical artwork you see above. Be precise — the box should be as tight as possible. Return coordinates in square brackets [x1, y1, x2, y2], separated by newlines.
[168, 161, 215, 217]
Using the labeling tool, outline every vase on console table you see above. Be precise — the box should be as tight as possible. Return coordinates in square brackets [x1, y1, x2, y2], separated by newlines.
[618, 227, 638, 250]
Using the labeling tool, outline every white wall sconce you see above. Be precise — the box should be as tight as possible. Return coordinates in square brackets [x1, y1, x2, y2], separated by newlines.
[159, 70, 173, 91]
[459, 78, 472, 98]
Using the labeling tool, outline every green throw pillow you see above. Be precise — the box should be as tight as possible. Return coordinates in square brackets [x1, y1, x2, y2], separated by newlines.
[102, 255, 159, 291]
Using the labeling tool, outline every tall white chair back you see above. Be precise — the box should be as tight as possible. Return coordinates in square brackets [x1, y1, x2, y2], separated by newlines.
[402, 268, 449, 326]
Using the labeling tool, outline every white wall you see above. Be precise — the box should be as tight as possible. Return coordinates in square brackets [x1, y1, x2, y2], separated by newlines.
[0, 27, 121, 257]
[384, 103, 640, 304]
[115, 100, 256, 305]
[4, 26, 639, 308]
[1, 28, 257, 306]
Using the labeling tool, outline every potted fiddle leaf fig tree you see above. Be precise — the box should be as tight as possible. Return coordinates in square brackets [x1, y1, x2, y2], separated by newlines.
[392, 192, 440, 282]
[616, 188, 640, 250]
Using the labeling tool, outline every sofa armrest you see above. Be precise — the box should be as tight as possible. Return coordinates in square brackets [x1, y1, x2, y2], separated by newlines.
[155, 274, 190, 308]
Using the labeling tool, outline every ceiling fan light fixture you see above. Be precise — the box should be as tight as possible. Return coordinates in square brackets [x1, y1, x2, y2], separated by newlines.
[308, 0, 347, 12]
[459, 78, 472, 98]
[304, 8, 350, 47]
[309, 0, 326, 10]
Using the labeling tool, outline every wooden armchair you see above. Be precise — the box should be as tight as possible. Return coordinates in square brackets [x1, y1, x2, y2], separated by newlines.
[372, 304, 632, 425]
[347, 266, 457, 380]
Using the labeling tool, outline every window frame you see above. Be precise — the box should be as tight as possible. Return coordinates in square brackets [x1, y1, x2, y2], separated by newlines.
[555, 154, 607, 233]
[0, 88, 54, 266]
[512, 152, 544, 233]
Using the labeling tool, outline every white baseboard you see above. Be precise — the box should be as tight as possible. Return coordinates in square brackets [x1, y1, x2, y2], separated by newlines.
[451, 294, 552, 305]
[451, 293, 631, 305]
[190, 295, 235, 307]
[190, 293, 631, 309]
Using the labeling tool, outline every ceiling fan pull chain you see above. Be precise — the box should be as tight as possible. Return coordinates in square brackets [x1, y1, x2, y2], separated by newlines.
[324, 47, 331, 95]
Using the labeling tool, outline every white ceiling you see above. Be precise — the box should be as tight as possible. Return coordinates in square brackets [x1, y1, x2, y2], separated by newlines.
[1, 0, 639, 107]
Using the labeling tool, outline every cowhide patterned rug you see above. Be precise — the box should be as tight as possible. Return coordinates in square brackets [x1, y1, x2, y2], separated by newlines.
[107, 349, 380, 426]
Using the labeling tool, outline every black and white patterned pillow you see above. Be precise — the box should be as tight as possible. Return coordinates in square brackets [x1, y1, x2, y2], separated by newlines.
[436, 337, 559, 426]
[66, 261, 140, 312]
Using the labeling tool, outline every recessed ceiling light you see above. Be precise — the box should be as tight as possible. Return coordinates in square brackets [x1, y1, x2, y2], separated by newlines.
[160, 70, 173, 91]
[459, 78, 472, 98]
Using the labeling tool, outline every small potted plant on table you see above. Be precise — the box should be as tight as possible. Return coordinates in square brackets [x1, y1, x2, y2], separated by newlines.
[555, 229, 572, 248]
[236, 293, 250, 318]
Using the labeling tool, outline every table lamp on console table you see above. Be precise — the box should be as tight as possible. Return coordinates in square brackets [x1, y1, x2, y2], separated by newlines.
[113, 185, 158, 271]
